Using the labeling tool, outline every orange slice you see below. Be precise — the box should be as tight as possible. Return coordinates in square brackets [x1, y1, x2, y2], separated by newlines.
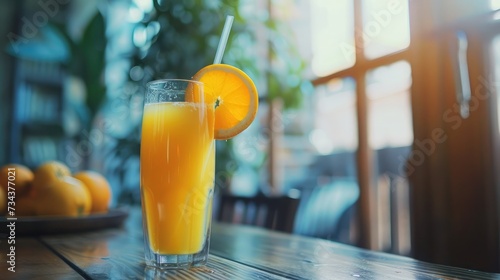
[191, 64, 259, 140]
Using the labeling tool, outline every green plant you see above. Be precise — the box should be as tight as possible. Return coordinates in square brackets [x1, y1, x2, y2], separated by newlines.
[118, 0, 308, 195]
[52, 11, 107, 125]
[131, 1, 306, 107]
[264, 19, 308, 110]
[131, 1, 245, 80]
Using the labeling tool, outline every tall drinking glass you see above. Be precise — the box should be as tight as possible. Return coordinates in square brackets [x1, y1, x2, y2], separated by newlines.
[140, 79, 215, 269]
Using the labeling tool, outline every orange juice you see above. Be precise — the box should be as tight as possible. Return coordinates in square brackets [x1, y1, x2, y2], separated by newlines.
[140, 102, 215, 254]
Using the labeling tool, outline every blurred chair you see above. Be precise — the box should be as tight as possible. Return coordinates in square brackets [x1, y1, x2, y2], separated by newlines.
[293, 177, 359, 243]
[216, 193, 300, 233]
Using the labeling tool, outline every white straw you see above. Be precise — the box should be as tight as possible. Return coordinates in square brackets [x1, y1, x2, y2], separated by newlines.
[213, 15, 234, 64]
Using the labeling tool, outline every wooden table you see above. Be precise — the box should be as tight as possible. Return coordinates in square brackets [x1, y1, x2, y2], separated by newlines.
[1, 208, 499, 280]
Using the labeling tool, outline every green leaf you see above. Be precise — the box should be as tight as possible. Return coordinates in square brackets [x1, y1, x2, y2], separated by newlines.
[80, 12, 107, 118]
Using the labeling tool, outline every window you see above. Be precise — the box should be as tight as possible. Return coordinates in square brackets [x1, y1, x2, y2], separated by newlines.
[305, 0, 413, 253]
[310, 0, 355, 76]
[491, 0, 500, 10]
[288, 0, 500, 270]
[367, 61, 412, 149]
[312, 78, 357, 153]
[362, 0, 410, 59]
[271, 0, 414, 251]
[366, 61, 412, 254]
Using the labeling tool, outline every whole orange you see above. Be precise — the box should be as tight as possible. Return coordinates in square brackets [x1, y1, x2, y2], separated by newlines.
[0, 164, 34, 197]
[74, 171, 112, 214]
[35, 176, 92, 217]
[32, 161, 71, 194]
[15, 193, 37, 217]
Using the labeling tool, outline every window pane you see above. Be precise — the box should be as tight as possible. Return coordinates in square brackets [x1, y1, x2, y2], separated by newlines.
[491, 0, 500, 10]
[313, 78, 358, 153]
[367, 61, 413, 148]
[310, 0, 355, 76]
[366, 60, 413, 254]
[362, 0, 410, 59]
[292, 78, 359, 246]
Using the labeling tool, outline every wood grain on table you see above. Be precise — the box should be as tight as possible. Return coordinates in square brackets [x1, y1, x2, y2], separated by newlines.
[2, 208, 500, 279]
[0, 237, 84, 280]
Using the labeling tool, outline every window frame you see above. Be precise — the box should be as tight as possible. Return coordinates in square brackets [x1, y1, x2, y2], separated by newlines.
[311, 0, 413, 251]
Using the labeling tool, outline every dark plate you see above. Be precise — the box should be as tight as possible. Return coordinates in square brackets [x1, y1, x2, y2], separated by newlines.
[0, 208, 129, 236]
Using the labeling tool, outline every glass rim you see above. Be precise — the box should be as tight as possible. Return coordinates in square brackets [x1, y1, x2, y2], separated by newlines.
[146, 78, 203, 88]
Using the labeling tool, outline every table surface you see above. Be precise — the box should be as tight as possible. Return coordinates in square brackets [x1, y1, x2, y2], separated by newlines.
[1, 207, 500, 280]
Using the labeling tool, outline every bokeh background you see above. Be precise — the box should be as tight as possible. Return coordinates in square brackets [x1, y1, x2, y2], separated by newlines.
[1, 0, 500, 273]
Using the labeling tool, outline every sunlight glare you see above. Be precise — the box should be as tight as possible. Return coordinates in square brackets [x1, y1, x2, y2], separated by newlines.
[362, 0, 411, 59]
[491, 0, 500, 10]
[310, 0, 355, 77]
